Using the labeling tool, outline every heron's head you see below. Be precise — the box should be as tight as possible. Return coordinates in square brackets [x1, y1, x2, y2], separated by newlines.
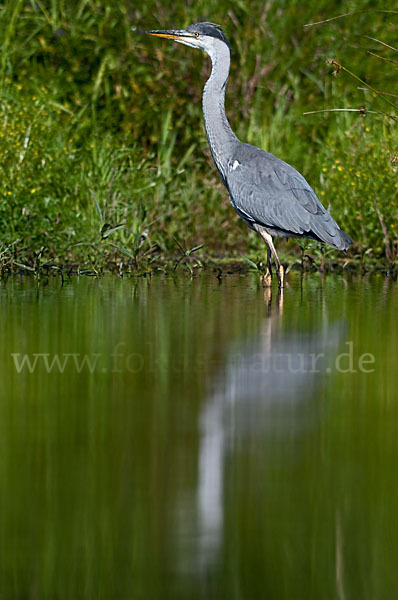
[145, 22, 231, 57]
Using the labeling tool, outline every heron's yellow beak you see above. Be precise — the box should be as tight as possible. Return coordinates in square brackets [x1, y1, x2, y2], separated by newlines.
[146, 29, 193, 43]
[147, 33, 180, 41]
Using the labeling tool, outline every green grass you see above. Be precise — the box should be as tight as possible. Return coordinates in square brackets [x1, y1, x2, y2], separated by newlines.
[0, 0, 396, 273]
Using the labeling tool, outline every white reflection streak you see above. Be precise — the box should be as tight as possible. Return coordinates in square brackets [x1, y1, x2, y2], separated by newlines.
[196, 312, 284, 571]
[194, 307, 345, 574]
[198, 395, 224, 566]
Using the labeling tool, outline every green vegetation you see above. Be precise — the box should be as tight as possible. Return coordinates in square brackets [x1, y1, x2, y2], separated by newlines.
[0, 1, 396, 273]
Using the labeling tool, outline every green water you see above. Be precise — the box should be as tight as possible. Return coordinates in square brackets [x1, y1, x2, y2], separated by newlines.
[1, 273, 397, 600]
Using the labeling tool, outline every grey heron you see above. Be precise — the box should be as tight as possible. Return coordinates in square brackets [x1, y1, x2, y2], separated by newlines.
[146, 22, 352, 287]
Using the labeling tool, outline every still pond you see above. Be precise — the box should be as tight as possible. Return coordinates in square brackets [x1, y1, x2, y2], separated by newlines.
[0, 272, 397, 599]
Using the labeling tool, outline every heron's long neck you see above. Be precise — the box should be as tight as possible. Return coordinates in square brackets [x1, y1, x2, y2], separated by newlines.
[202, 43, 238, 181]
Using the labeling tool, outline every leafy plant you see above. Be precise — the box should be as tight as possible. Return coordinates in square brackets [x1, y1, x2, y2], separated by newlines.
[0, 1, 396, 270]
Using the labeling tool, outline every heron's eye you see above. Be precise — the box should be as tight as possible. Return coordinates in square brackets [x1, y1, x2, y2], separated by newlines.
[194, 32, 199, 38]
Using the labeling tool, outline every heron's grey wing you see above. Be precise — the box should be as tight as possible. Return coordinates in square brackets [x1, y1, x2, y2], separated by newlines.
[226, 145, 348, 248]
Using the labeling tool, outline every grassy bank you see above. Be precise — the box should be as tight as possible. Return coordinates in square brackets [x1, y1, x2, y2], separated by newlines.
[0, 1, 396, 274]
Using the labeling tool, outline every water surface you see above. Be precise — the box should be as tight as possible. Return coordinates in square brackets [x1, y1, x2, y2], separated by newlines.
[1, 272, 397, 599]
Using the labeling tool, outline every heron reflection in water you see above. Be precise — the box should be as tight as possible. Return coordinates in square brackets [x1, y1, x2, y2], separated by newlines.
[173, 291, 346, 573]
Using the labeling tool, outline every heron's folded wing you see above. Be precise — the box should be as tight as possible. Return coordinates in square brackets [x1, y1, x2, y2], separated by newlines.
[226, 159, 341, 245]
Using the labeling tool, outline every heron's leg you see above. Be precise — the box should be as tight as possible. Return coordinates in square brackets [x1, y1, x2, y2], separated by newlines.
[253, 224, 272, 286]
[262, 245, 272, 287]
[266, 245, 272, 275]
[255, 227, 285, 288]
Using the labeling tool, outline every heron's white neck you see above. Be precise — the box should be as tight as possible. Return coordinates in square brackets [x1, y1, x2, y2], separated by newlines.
[202, 40, 239, 182]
